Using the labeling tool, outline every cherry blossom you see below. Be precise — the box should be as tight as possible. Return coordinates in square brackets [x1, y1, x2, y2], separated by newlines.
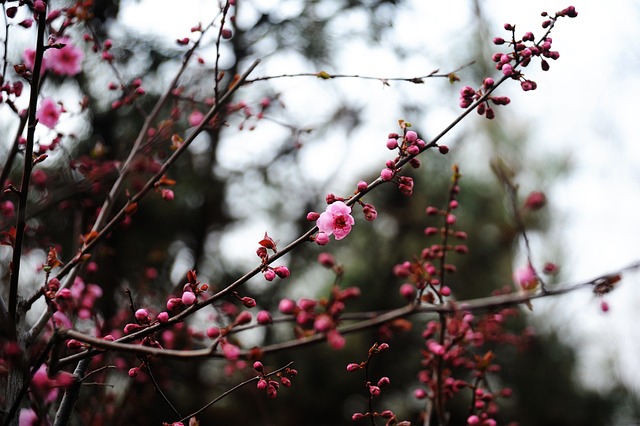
[316, 201, 355, 240]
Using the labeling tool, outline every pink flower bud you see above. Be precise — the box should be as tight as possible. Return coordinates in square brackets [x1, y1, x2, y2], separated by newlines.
[380, 168, 394, 181]
[34, 1, 46, 13]
[134, 309, 149, 321]
[404, 130, 417, 142]
[206, 327, 220, 339]
[166, 297, 182, 311]
[315, 231, 329, 245]
[327, 329, 345, 349]
[400, 283, 416, 300]
[369, 385, 381, 397]
[222, 342, 240, 360]
[386, 138, 398, 150]
[240, 296, 256, 308]
[66, 339, 84, 350]
[181, 291, 196, 306]
[414, 388, 427, 399]
[253, 361, 264, 372]
[263, 269, 276, 281]
[257, 378, 268, 390]
[313, 314, 332, 332]
[377, 377, 390, 387]
[156, 312, 169, 323]
[306, 211, 320, 221]
[234, 311, 252, 325]
[467, 415, 481, 425]
[524, 191, 546, 210]
[378, 343, 389, 351]
[278, 299, 297, 315]
[362, 204, 377, 221]
[274, 266, 290, 278]
[124, 323, 141, 334]
[346, 363, 361, 372]
[128, 367, 139, 378]
[357, 180, 368, 192]
[266, 384, 278, 398]
[425, 206, 439, 216]
[256, 310, 273, 324]
[427, 341, 446, 355]
[318, 253, 336, 268]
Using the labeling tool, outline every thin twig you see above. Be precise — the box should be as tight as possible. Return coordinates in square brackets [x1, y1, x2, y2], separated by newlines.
[176, 361, 294, 424]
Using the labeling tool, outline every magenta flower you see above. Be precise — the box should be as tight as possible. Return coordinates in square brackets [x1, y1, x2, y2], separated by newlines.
[22, 48, 47, 73]
[48, 38, 84, 76]
[316, 201, 355, 240]
[36, 98, 62, 129]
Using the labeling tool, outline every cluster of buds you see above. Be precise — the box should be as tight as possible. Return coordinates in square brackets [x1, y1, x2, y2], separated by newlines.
[255, 232, 290, 281]
[165, 270, 209, 311]
[395, 166, 465, 303]
[348, 343, 410, 425]
[108, 77, 146, 110]
[253, 361, 297, 399]
[415, 310, 521, 424]
[225, 96, 276, 131]
[278, 283, 360, 350]
[460, 6, 577, 119]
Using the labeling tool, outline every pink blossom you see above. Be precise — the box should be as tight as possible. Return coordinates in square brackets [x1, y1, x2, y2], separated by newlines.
[36, 98, 62, 129]
[48, 38, 84, 76]
[316, 201, 354, 241]
[22, 48, 46, 73]
[19, 408, 38, 426]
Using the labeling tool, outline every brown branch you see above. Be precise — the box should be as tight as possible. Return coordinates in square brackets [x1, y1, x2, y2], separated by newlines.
[56, 261, 638, 364]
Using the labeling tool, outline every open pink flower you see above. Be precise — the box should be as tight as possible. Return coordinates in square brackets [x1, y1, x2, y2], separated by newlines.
[316, 201, 355, 240]
[22, 48, 47, 73]
[36, 98, 62, 128]
[48, 38, 83, 76]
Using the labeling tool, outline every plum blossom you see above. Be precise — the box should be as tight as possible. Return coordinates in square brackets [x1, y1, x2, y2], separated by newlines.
[36, 98, 62, 128]
[48, 38, 84, 76]
[316, 201, 355, 240]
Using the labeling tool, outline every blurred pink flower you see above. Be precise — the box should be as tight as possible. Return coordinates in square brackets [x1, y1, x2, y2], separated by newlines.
[48, 38, 83, 76]
[316, 201, 354, 240]
[36, 98, 62, 128]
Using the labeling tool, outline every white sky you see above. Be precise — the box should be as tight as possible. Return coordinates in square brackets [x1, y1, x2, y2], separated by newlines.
[121, 0, 640, 398]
